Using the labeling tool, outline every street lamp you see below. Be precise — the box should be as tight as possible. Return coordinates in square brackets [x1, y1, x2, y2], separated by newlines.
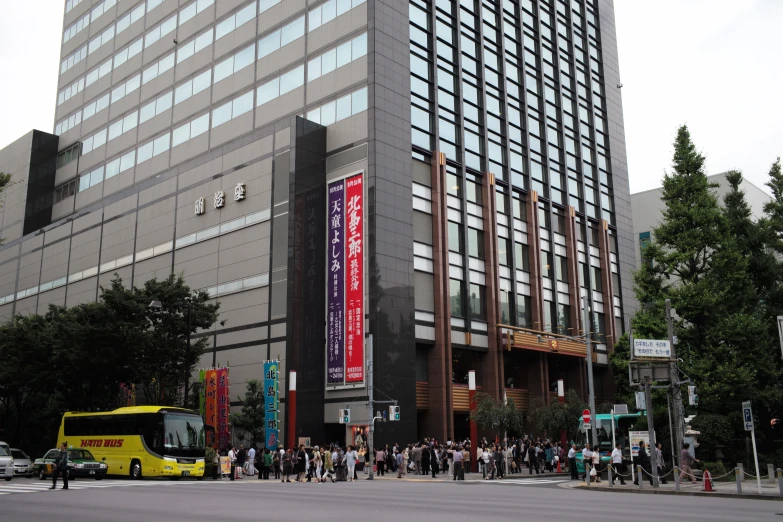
[148, 297, 194, 409]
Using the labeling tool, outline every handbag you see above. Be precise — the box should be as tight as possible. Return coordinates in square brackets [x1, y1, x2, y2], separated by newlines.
[590, 466, 597, 477]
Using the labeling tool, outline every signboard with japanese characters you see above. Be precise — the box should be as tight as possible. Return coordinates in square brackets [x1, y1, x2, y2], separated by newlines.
[633, 339, 671, 358]
[195, 183, 246, 215]
[264, 360, 279, 450]
[326, 172, 365, 387]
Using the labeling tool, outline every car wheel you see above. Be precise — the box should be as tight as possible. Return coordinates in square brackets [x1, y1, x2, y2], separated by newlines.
[130, 460, 142, 480]
[4, 478, 11, 482]
[38, 468, 46, 480]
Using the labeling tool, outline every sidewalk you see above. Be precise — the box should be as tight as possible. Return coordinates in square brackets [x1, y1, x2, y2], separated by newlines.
[371, 469, 571, 483]
[563, 476, 783, 501]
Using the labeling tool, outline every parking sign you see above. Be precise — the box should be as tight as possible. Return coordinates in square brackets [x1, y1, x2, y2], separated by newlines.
[742, 401, 753, 431]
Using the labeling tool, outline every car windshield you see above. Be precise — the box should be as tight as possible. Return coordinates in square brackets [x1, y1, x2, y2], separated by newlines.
[0, 447, 9, 456]
[68, 450, 95, 460]
[11, 450, 28, 459]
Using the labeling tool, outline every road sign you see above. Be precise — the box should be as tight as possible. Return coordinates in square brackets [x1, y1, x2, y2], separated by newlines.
[629, 431, 650, 457]
[635, 391, 647, 410]
[633, 339, 671, 358]
[742, 401, 753, 431]
[613, 404, 629, 415]
[583, 423, 591, 431]
[582, 409, 591, 424]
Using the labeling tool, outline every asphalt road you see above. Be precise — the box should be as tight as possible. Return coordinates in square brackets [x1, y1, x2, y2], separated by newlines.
[0, 477, 780, 521]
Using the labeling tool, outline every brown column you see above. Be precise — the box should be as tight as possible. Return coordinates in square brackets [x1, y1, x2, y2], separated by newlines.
[543, 353, 550, 405]
[525, 191, 544, 330]
[597, 219, 618, 350]
[429, 151, 453, 441]
[563, 206, 582, 336]
[481, 172, 502, 401]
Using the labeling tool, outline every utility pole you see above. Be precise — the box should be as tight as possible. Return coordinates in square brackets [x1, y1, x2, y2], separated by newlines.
[644, 376, 659, 487]
[666, 299, 684, 466]
[366, 334, 374, 480]
[582, 295, 598, 449]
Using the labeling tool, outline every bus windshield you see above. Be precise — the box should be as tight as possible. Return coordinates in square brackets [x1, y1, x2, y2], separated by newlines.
[160, 413, 205, 457]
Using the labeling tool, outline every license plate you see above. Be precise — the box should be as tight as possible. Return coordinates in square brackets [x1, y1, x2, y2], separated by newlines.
[90, 470, 95, 474]
[182, 471, 190, 476]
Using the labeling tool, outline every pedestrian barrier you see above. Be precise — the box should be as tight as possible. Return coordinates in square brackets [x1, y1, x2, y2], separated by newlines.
[778, 468, 783, 497]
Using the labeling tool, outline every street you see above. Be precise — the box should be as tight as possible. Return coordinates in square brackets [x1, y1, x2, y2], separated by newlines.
[0, 477, 779, 521]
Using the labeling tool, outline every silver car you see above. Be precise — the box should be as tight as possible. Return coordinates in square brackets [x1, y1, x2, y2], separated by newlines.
[0, 443, 13, 481]
[11, 449, 33, 477]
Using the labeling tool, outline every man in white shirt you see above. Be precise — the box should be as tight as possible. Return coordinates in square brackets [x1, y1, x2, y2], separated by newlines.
[581, 444, 593, 482]
[568, 444, 578, 480]
[247, 446, 257, 476]
[611, 442, 626, 485]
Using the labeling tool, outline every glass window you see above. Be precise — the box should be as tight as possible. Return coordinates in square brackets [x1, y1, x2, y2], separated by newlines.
[465, 179, 482, 204]
[592, 266, 603, 292]
[447, 173, 460, 197]
[212, 101, 232, 128]
[556, 255, 568, 282]
[257, 79, 279, 105]
[468, 284, 486, 320]
[467, 228, 484, 259]
[541, 250, 553, 278]
[499, 290, 511, 324]
[543, 300, 554, 332]
[512, 197, 527, 220]
[450, 279, 464, 317]
[497, 237, 510, 266]
[279, 66, 304, 94]
[516, 294, 531, 327]
[514, 243, 529, 271]
[448, 221, 463, 253]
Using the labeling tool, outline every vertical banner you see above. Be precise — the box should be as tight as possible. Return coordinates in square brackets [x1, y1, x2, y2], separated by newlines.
[205, 369, 218, 448]
[344, 174, 364, 383]
[327, 181, 345, 384]
[217, 368, 230, 450]
[264, 361, 279, 450]
[326, 172, 365, 386]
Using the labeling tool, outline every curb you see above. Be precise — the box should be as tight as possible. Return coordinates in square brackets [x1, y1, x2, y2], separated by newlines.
[571, 483, 783, 502]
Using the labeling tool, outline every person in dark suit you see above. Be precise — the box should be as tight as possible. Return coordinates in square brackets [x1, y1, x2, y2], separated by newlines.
[634, 441, 654, 486]
[422, 444, 430, 476]
[50, 442, 69, 490]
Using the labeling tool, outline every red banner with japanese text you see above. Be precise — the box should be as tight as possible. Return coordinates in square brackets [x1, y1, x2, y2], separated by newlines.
[216, 368, 230, 450]
[344, 174, 364, 383]
[205, 369, 218, 448]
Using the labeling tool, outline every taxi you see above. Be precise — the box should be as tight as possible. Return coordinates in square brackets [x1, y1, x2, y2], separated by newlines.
[34, 448, 108, 480]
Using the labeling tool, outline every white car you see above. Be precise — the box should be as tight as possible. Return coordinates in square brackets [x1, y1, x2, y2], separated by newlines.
[11, 449, 34, 477]
[0, 442, 13, 481]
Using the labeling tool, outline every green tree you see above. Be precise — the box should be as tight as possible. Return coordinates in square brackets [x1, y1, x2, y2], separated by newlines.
[469, 392, 525, 439]
[230, 380, 266, 448]
[527, 389, 586, 441]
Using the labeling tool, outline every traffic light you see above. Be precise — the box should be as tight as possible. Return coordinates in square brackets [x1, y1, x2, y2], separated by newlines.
[688, 386, 698, 406]
[389, 405, 400, 421]
[338, 408, 350, 424]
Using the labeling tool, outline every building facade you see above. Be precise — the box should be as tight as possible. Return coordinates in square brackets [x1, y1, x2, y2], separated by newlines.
[0, 0, 633, 447]
[632, 172, 771, 268]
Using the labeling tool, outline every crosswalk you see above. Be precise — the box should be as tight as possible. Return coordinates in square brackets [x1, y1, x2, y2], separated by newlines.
[0, 478, 205, 496]
[474, 478, 570, 486]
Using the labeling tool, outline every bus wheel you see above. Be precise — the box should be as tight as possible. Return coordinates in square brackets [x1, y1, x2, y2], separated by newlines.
[130, 460, 142, 480]
[38, 469, 46, 480]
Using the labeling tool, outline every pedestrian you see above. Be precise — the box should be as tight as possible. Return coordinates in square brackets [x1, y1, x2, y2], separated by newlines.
[655, 442, 667, 484]
[296, 444, 307, 482]
[396, 450, 405, 478]
[323, 446, 335, 482]
[633, 441, 654, 486]
[346, 445, 358, 482]
[386, 444, 395, 477]
[678, 443, 699, 485]
[581, 444, 593, 482]
[422, 444, 430, 476]
[375, 447, 385, 476]
[452, 445, 464, 481]
[282, 448, 293, 482]
[481, 447, 491, 479]
[611, 442, 627, 485]
[528, 443, 539, 475]
[591, 445, 602, 483]
[544, 443, 554, 473]
[493, 445, 504, 479]
[246, 446, 256, 477]
[272, 448, 281, 480]
[236, 445, 246, 479]
[413, 444, 422, 475]
[50, 441, 69, 490]
[463, 444, 471, 474]
[262, 448, 272, 479]
[311, 446, 322, 483]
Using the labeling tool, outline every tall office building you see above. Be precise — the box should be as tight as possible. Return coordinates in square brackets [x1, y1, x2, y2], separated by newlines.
[0, 0, 633, 446]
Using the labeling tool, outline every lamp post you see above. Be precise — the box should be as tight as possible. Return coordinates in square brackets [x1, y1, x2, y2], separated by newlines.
[149, 296, 194, 409]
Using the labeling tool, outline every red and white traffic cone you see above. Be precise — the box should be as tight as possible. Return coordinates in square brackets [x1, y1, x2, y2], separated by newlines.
[702, 469, 714, 492]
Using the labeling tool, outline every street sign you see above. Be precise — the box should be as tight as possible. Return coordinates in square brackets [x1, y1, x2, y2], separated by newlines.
[635, 391, 647, 410]
[582, 409, 591, 424]
[633, 339, 671, 358]
[613, 404, 629, 415]
[742, 401, 753, 431]
[583, 423, 591, 431]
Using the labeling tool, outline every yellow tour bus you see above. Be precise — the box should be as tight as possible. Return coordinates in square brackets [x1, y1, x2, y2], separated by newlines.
[57, 406, 208, 479]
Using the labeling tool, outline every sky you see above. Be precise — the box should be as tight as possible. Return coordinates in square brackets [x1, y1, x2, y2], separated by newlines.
[0, 1, 780, 195]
